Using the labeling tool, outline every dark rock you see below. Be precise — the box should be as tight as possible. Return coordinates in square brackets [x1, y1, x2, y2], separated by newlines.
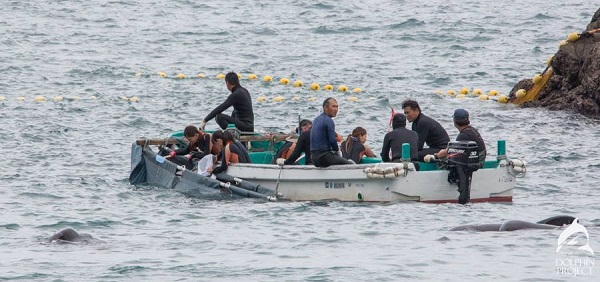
[511, 7, 600, 118]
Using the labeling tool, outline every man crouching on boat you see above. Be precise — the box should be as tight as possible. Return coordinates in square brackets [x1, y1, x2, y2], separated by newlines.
[208, 130, 251, 174]
[310, 98, 353, 167]
[199, 72, 254, 132]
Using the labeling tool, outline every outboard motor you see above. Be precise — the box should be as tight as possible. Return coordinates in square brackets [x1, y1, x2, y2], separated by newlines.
[445, 141, 480, 204]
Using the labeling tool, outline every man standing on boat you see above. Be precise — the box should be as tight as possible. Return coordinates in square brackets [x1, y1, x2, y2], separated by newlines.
[199, 72, 254, 132]
[310, 97, 353, 167]
[401, 99, 450, 161]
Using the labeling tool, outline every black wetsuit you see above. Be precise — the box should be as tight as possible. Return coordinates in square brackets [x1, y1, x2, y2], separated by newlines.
[380, 128, 418, 162]
[213, 141, 251, 174]
[284, 130, 312, 165]
[340, 137, 365, 164]
[456, 125, 486, 165]
[174, 134, 211, 159]
[204, 85, 254, 132]
[411, 113, 450, 161]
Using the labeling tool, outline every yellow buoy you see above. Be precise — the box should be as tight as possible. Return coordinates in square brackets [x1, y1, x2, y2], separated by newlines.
[567, 32, 580, 42]
[291, 96, 301, 101]
[460, 87, 470, 95]
[34, 96, 46, 102]
[176, 73, 186, 79]
[280, 78, 290, 85]
[273, 96, 285, 102]
[478, 94, 489, 101]
[559, 40, 568, 47]
[515, 89, 527, 99]
[497, 95, 508, 103]
[348, 96, 358, 102]
[216, 73, 225, 79]
[472, 89, 483, 96]
[547, 56, 553, 66]
[434, 90, 443, 95]
[488, 90, 499, 96]
[447, 90, 456, 95]
[310, 82, 320, 90]
[307, 97, 318, 101]
[120, 96, 129, 101]
[262, 75, 272, 82]
[456, 94, 466, 99]
[293, 80, 303, 87]
[157, 72, 167, 78]
[237, 73, 242, 79]
[197, 73, 206, 78]
[256, 96, 267, 102]
[247, 73, 257, 80]
[532, 74, 542, 84]
[53, 96, 64, 101]
[129, 97, 140, 102]
[323, 84, 334, 91]
[72, 96, 81, 100]
[337, 85, 348, 92]
[17, 96, 26, 101]
[352, 87, 362, 93]
[0, 96, 6, 101]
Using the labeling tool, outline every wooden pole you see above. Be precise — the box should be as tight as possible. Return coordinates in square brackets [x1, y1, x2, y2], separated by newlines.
[135, 133, 296, 146]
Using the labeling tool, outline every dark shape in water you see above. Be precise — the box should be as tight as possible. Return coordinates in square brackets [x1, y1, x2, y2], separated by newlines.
[450, 215, 577, 232]
[49, 228, 93, 243]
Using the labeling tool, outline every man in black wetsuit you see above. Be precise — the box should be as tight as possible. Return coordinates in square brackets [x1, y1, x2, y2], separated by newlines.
[380, 113, 418, 162]
[424, 109, 486, 205]
[427, 109, 486, 165]
[274, 119, 313, 165]
[199, 72, 254, 132]
[402, 99, 450, 161]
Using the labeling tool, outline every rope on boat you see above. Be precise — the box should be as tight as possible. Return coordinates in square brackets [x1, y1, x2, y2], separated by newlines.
[363, 163, 408, 178]
[508, 158, 527, 177]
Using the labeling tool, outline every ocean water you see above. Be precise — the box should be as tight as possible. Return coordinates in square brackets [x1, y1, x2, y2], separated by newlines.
[1, 0, 599, 280]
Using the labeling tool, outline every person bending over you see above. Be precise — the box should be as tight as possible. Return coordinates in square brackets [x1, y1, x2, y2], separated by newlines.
[210, 130, 251, 174]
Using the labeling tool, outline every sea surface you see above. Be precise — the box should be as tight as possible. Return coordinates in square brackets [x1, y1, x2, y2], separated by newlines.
[1, 0, 599, 281]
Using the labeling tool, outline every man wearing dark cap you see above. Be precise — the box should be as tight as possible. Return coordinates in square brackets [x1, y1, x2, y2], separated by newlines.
[381, 113, 419, 162]
[274, 119, 313, 165]
[199, 72, 254, 132]
[427, 108, 486, 165]
[401, 99, 450, 161]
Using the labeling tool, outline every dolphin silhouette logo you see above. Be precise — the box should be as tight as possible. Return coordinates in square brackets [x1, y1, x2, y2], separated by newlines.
[556, 218, 594, 255]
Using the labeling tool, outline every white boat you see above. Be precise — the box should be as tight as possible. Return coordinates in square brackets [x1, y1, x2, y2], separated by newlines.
[130, 135, 526, 203]
[224, 155, 521, 203]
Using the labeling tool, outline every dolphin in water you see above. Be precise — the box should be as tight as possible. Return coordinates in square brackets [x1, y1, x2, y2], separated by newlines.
[450, 215, 577, 232]
[48, 228, 93, 243]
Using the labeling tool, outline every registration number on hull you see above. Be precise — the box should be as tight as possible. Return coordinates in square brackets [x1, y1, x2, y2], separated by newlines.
[325, 182, 365, 189]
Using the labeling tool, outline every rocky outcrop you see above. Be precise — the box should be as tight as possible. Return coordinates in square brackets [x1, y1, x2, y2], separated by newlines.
[510, 7, 600, 118]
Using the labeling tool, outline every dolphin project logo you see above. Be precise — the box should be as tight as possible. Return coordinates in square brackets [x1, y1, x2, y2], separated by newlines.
[555, 219, 595, 276]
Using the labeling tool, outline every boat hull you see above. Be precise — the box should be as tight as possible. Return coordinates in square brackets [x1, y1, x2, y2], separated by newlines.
[225, 162, 515, 203]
